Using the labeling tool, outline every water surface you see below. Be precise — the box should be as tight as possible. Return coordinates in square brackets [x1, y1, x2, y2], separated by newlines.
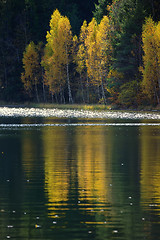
[0, 108, 160, 239]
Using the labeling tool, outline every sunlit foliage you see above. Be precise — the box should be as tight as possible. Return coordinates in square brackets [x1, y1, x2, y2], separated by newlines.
[76, 20, 89, 103]
[1, 0, 160, 106]
[42, 9, 73, 103]
[21, 41, 42, 102]
[76, 16, 112, 104]
[141, 17, 160, 104]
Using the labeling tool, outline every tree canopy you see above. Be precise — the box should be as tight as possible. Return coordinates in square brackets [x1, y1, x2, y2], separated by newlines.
[1, 0, 160, 107]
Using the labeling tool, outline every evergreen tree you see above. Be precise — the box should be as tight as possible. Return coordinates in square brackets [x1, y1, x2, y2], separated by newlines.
[108, 0, 145, 82]
[93, 0, 112, 23]
[1, 0, 160, 104]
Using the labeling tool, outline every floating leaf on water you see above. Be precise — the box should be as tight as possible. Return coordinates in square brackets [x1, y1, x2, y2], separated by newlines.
[35, 224, 41, 228]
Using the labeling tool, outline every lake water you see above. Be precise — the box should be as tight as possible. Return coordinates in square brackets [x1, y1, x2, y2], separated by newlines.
[0, 107, 160, 239]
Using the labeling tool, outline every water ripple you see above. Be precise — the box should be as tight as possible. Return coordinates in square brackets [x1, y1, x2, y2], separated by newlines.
[0, 123, 160, 128]
[0, 107, 160, 120]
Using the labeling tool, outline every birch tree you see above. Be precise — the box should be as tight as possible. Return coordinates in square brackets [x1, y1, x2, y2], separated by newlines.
[76, 20, 89, 102]
[21, 41, 41, 102]
[141, 17, 160, 104]
[43, 9, 73, 103]
[96, 16, 112, 103]
[85, 17, 99, 99]
[84, 16, 112, 103]
[58, 16, 73, 103]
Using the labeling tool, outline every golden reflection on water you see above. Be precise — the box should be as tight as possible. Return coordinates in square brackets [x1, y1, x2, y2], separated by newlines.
[75, 126, 112, 204]
[43, 126, 112, 218]
[15, 121, 160, 240]
[140, 125, 160, 209]
[43, 127, 69, 217]
[20, 121, 160, 232]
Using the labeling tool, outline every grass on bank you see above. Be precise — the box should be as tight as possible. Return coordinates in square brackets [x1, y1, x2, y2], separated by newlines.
[0, 101, 113, 111]
[0, 101, 160, 112]
[27, 103, 113, 111]
[15, 102, 160, 111]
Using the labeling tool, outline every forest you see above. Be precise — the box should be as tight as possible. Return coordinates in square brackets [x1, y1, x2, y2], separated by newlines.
[1, 0, 160, 107]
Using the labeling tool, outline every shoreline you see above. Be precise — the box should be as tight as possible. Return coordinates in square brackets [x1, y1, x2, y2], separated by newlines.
[0, 103, 116, 110]
[0, 105, 160, 119]
[0, 102, 160, 112]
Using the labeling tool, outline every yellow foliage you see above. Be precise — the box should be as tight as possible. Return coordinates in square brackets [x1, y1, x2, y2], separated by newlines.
[141, 17, 160, 103]
[72, 35, 78, 64]
[76, 20, 88, 75]
[77, 44, 86, 73]
[58, 16, 72, 65]
[85, 16, 112, 87]
[72, 35, 78, 52]
[79, 20, 88, 43]
[43, 9, 73, 96]
[85, 18, 98, 83]
[21, 41, 40, 93]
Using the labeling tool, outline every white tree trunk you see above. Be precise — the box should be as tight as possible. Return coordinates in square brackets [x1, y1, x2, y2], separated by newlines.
[66, 45, 73, 104]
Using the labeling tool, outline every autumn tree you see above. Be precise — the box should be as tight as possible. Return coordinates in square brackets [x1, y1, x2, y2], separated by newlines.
[72, 35, 84, 103]
[141, 17, 160, 104]
[76, 20, 89, 103]
[85, 18, 98, 84]
[1, 0, 160, 104]
[96, 16, 112, 103]
[21, 41, 42, 102]
[58, 15, 73, 103]
[83, 16, 112, 104]
[43, 9, 73, 103]
[42, 9, 62, 102]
